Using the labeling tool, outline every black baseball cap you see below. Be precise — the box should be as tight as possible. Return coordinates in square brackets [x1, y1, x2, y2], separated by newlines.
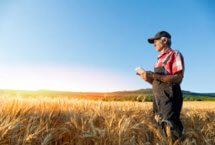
[148, 31, 171, 44]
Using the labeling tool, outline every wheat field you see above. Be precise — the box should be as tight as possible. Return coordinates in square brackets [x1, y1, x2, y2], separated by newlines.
[0, 96, 214, 145]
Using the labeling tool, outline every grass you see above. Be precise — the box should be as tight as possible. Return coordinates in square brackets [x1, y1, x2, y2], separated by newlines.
[0, 96, 214, 145]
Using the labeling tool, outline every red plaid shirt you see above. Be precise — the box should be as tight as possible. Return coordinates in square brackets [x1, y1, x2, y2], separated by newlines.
[154, 48, 185, 76]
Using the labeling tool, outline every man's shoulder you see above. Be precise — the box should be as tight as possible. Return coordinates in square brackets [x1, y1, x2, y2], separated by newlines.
[171, 49, 183, 57]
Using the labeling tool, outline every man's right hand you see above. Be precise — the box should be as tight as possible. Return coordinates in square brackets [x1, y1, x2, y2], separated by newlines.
[140, 71, 153, 81]
[139, 71, 154, 85]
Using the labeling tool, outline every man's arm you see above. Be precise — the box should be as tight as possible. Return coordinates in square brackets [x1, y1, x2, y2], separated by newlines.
[139, 71, 183, 85]
[144, 76, 154, 85]
[152, 71, 183, 84]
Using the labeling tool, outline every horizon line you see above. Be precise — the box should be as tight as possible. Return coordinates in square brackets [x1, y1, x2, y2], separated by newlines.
[0, 88, 214, 94]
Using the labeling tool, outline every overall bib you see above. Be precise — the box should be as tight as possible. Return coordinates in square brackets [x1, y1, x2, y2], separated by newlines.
[152, 66, 183, 136]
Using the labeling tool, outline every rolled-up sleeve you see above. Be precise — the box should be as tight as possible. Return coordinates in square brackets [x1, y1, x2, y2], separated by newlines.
[172, 51, 185, 76]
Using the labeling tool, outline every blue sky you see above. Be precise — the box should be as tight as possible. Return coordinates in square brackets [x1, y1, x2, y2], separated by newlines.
[0, 0, 214, 93]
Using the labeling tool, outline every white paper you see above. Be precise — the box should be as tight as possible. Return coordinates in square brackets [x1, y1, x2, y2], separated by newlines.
[135, 67, 145, 74]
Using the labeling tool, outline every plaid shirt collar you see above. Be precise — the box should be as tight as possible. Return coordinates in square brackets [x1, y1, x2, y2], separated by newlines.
[157, 48, 172, 59]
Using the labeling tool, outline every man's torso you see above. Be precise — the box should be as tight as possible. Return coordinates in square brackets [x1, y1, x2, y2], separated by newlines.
[154, 48, 184, 77]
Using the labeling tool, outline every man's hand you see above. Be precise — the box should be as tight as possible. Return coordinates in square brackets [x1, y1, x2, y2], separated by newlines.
[138, 71, 154, 85]
[140, 71, 154, 81]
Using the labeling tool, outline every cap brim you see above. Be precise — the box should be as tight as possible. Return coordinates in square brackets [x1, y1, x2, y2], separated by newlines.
[148, 38, 155, 44]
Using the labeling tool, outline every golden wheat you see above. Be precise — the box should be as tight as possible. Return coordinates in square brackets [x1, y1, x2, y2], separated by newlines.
[0, 96, 214, 145]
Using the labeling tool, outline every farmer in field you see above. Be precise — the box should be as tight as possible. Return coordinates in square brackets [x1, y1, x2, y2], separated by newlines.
[138, 31, 185, 140]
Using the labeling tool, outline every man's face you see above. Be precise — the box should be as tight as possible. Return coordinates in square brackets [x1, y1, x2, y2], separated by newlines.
[154, 39, 164, 52]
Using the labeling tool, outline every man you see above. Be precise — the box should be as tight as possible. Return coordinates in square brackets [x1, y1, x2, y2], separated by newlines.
[138, 31, 185, 141]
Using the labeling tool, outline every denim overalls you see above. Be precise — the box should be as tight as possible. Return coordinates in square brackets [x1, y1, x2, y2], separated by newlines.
[152, 66, 183, 136]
